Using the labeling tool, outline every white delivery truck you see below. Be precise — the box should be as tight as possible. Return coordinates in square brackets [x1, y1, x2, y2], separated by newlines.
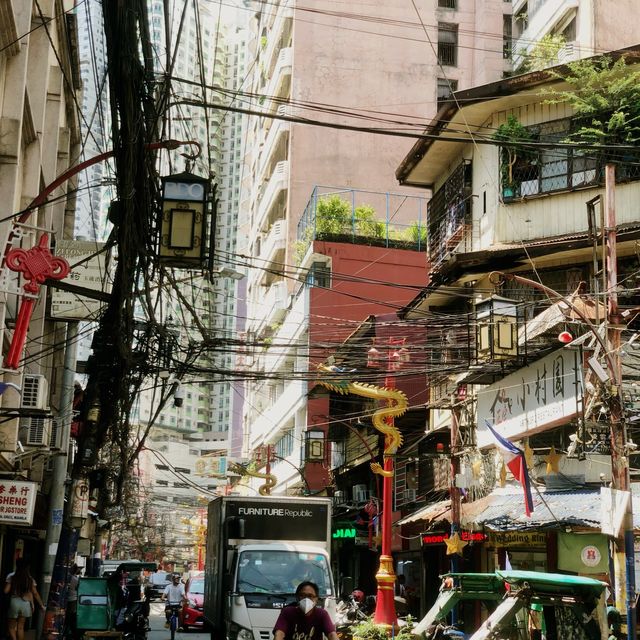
[204, 496, 336, 640]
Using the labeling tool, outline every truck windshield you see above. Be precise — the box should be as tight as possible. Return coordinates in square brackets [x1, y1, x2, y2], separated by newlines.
[236, 550, 332, 596]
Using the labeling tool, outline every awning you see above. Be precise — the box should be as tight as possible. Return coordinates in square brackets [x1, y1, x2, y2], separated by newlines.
[395, 499, 451, 526]
[396, 487, 640, 531]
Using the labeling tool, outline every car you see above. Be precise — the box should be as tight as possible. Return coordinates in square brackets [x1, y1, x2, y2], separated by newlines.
[146, 570, 173, 600]
[182, 575, 205, 630]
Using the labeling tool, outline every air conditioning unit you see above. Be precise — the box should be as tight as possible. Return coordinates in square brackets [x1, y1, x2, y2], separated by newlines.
[20, 417, 52, 447]
[404, 488, 417, 502]
[352, 484, 369, 504]
[49, 419, 60, 449]
[21, 375, 48, 410]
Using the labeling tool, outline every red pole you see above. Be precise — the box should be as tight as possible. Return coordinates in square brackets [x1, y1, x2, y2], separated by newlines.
[197, 510, 205, 571]
[373, 341, 398, 629]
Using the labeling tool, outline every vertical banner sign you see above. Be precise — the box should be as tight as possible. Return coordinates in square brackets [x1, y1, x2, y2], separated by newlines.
[71, 479, 90, 519]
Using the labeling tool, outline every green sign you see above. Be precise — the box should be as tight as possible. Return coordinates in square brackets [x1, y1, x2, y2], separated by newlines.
[332, 527, 356, 539]
[557, 532, 608, 574]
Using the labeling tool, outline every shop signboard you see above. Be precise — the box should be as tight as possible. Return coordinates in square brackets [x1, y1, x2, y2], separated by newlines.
[0, 480, 37, 525]
[50, 240, 110, 320]
[488, 531, 547, 548]
[421, 530, 487, 546]
[557, 531, 608, 574]
[477, 348, 582, 448]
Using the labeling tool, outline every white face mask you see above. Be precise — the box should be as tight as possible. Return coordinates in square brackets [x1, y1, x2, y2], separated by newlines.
[298, 597, 315, 614]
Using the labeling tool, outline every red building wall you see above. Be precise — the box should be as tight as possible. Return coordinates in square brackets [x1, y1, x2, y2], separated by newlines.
[305, 241, 428, 490]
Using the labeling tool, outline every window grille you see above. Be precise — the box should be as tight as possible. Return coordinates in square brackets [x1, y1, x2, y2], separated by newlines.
[500, 117, 640, 201]
[438, 0, 456, 7]
[437, 78, 458, 108]
[438, 23, 458, 66]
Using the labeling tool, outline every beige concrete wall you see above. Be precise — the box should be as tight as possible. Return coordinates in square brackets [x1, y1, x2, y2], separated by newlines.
[285, 0, 508, 262]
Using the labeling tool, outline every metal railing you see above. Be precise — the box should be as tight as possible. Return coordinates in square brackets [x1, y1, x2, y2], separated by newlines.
[296, 186, 429, 252]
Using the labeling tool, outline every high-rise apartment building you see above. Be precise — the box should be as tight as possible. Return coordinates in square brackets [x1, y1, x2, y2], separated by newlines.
[74, 0, 112, 242]
[512, 0, 640, 70]
[240, 0, 512, 493]
[132, 2, 249, 525]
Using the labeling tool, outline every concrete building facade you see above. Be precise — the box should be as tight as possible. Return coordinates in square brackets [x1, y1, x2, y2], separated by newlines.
[240, 0, 513, 494]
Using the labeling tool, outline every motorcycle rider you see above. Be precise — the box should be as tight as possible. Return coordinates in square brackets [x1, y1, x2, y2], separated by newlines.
[161, 573, 186, 629]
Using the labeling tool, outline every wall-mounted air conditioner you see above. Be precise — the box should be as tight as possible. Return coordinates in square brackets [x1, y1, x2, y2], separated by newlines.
[333, 490, 346, 505]
[21, 375, 48, 410]
[20, 417, 52, 447]
[404, 488, 417, 502]
[352, 484, 369, 504]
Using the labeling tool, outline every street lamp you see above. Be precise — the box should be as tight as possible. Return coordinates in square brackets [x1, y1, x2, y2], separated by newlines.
[159, 171, 211, 269]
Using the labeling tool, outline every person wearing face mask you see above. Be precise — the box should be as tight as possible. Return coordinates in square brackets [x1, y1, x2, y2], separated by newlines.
[273, 581, 338, 640]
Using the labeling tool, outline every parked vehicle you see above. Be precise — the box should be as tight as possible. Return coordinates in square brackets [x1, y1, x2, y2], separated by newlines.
[77, 561, 156, 640]
[204, 496, 336, 640]
[182, 575, 206, 630]
[335, 592, 368, 640]
[147, 570, 172, 600]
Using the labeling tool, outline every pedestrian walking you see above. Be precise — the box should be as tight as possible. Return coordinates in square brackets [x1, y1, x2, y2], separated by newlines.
[4, 558, 45, 640]
[65, 564, 82, 639]
[273, 581, 338, 640]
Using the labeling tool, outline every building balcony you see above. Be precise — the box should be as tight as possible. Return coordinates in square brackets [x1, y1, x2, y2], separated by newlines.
[259, 105, 291, 177]
[255, 160, 289, 232]
[260, 219, 286, 268]
[263, 47, 292, 102]
[264, 7, 293, 75]
[249, 378, 305, 445]
[513, 0, 579, 64]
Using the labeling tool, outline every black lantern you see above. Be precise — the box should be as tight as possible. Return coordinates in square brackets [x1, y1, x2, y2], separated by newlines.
[159, 172, 212, 268]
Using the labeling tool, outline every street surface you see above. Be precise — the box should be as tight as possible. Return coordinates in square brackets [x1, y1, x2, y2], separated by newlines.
[148, 602, 209, 640]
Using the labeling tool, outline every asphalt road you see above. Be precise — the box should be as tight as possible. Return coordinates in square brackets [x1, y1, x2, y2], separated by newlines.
[147, 602, 209, 640]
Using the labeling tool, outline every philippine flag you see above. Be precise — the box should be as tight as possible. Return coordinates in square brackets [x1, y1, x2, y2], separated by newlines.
[485, 420, 534, 517]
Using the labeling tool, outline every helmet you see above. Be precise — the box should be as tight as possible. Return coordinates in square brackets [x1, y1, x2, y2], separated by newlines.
[351, 590, 365, 603]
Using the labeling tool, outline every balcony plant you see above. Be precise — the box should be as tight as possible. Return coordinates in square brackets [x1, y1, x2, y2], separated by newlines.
[543, 55, 640, 169]
[493, 114, 534, 199]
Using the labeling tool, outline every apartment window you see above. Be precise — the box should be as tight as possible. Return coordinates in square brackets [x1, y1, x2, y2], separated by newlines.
[437, 23, 458, 66]
[306, 261, 331, 288]
[503, 14, 513, 59]
[156, 480, 168, 486]
[438, 0, 457, 7]
[437, 78, 458, 108]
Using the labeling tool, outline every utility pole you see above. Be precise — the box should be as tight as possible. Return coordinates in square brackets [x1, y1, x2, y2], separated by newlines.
[449, 393, 462, 625]
[40, 322, 78, 637]
[604, 163, 636, 640]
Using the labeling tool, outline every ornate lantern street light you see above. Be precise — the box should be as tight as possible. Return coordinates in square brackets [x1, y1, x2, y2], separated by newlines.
[159, 172, 213, 269]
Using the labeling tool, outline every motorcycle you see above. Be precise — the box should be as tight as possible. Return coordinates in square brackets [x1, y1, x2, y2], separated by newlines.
[335, 593, 369, 640]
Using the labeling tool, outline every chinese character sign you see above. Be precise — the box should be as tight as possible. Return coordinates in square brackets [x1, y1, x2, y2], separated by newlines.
[477, 349, 582, 447]
[0, 480, 37, 525]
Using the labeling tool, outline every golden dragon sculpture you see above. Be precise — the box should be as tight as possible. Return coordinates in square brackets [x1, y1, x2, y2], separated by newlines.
[316, 364, 407, 477]
[228, 461, 277, 495]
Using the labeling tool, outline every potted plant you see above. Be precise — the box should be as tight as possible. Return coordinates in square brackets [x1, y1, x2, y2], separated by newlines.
[350, 616, 414, 640]
[493, 114, 534, 199]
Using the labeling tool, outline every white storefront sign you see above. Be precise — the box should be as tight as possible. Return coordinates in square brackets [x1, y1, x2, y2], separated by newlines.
[50, 240, 110, 320]
[477, 348, 582, 448]
[0, 480, 37, 525]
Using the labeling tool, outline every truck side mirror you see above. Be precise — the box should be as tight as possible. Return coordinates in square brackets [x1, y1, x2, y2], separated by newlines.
[223, 573, 233, 592]
[340, 576, 353, 598]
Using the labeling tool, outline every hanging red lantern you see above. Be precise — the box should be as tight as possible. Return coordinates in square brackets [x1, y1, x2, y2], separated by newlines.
[558, 331, 573, 344]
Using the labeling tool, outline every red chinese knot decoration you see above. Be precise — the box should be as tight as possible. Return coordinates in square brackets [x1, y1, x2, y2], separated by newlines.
[4, 234, 70, 369]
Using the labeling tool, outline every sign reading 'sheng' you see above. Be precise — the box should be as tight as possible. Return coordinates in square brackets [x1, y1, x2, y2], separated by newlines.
[0, 480, 37, 525]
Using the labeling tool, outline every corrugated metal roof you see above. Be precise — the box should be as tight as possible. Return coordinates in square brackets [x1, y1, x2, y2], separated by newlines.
[396, 487, 640, 531]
